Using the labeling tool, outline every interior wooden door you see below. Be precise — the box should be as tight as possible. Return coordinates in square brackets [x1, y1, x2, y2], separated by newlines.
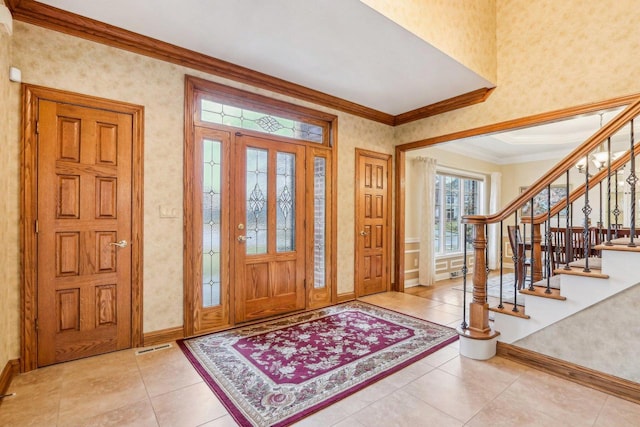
[37, 100, 133, 366]
[234, 134, 306, 322]
[355, 149, 391, 297]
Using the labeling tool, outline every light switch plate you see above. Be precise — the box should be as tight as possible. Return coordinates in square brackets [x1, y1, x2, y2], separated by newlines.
[159, 205, 179, 218]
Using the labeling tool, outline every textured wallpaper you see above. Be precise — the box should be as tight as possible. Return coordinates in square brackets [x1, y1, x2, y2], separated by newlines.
[5, 21, 394, 357]
[361, 0, 497, 83]
[395, 0, 640, 144]
[0, 2, 18, 367]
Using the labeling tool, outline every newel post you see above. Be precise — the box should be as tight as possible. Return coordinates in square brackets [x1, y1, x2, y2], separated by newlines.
[469, 221, 490, 333]
[458, 216, 500, 360]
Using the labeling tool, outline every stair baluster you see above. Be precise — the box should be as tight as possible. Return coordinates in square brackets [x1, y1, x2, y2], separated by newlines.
[628, 119, 637, 247]
[545, 184, 552, 294]
[498, 220, 504, 309]
[529, 197, 535, 291]
[582, 155, 591, 273]
[512, 212, 519, 312]
[614, 168, 620, 238]
[605, 137, 613, 246]
[564, 171, 572, 270]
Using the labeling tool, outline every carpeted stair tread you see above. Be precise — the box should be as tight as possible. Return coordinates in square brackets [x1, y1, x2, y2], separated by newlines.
[568, 257, 601, 270]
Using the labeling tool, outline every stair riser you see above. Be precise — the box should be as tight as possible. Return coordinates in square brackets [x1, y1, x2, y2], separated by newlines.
[493, 249, 640, 343]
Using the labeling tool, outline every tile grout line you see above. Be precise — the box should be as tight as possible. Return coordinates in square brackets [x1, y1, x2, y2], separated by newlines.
[135, 347, 164, 426]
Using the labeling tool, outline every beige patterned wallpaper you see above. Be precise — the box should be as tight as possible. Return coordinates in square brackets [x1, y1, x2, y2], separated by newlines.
[395, 0, 640, 144]
[361, 0, 497, 83]
[3, 21, 394, 359]
[0, 0, 17, 369]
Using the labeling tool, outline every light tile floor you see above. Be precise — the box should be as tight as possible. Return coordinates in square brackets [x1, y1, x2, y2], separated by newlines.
[1, 288, 639, 426]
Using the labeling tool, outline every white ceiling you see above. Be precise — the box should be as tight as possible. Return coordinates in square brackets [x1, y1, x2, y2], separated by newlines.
[38, 0, 494, 116]
[427, 106, 631, 165]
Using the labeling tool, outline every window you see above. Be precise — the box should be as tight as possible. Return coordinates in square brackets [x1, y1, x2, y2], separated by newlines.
[434, 173, 483, 255]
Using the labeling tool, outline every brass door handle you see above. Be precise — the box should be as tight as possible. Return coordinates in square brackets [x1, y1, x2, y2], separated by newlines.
[109, 240, 128, 248]
[237, 235, 253, 242]
[360, 230, 368, 236]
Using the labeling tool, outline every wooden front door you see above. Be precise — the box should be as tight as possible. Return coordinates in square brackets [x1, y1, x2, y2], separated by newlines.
[355, 149, 391, 297]
[36, 100, 133, 366]
[234, 134, 306, 322]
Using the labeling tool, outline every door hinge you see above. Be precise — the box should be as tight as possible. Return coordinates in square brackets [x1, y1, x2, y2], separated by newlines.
[34, 220, 39, 234]
[36, 120, 40, 134]
[35, 318, 39, 331]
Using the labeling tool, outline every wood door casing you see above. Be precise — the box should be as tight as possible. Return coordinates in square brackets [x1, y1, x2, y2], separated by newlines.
[234, 134, 306, 322]
[355, 149, 391, 297]
[20, 85, 143, 372]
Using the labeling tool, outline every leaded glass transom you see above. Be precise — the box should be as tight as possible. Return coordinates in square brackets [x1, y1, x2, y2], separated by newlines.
[201, 99, 324, 143]
[246, 148, 268, 254]
[202, 139, 221, 307]
[313, 157, 326, 289]
[276, 152, 295, 252]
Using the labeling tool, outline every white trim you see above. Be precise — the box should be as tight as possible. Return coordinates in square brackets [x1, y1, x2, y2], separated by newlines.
[436, 252, 472, 260]
[404, 278, 420, 287]
[435, 272, 451, 281]
[405, 237, 420, 244]
[405, 249, 420, 254]
[436, 164, 487, 182]
[404, 268, 418, 274]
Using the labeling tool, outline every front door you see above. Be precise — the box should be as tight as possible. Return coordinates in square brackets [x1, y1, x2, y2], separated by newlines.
[234, 134, 306, 322]
[36, 100, 133, 366]
[355, 149, 391, 297]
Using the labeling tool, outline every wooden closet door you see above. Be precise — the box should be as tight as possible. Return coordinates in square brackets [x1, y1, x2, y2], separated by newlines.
[37, 100, 133, 366]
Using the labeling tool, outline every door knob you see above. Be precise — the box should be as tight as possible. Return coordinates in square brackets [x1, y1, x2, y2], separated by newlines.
[109, 240, 128, 248]
[360, 230, 369, 236]
[237, 235, 253, 242]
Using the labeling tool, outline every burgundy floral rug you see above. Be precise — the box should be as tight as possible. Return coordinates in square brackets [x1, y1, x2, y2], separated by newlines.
[178, 301, 458, 426]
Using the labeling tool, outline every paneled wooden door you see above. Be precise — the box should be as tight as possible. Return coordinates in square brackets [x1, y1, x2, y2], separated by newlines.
[355, 149, 391, 297]
[36, 100, 133, 366]
[234, 134, 306, 322]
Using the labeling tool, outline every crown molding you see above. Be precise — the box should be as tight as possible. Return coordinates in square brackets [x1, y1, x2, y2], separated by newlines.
[7, 0, 492, 126]
[394, 87, 494, 126]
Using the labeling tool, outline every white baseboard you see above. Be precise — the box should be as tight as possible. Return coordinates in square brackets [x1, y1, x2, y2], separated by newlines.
[404, 278, 420, 287]
[435, 272, 450, 281]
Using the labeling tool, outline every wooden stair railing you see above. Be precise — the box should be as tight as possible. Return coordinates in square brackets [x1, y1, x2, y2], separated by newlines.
[460, 97, 640, 339]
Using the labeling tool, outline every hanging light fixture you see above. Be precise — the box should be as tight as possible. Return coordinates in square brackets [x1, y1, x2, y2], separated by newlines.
[576, 112, 624, 173]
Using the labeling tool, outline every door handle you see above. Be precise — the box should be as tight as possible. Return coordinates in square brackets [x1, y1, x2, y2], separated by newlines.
[109, 240, 128, 248]
[237, 235, 253, 242]
[360, 230, 369, 236]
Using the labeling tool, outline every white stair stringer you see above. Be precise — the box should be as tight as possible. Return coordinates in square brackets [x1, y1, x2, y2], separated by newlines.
[493, 249, 640, 343]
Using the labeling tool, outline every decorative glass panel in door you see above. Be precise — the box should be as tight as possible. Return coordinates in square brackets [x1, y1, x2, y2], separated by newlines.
[187, 128, 230, 335]
[235, 134, 306, 322]
[307, 149, 333, 309]
[202, 138, 222, 307]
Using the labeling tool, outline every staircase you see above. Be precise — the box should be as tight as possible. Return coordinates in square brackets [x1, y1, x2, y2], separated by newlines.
[458, 98, 640, 363]
[492, 241, 640, 343]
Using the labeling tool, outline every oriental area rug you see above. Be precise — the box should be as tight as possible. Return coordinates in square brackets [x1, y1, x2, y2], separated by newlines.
[178, 301, 458, 427]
